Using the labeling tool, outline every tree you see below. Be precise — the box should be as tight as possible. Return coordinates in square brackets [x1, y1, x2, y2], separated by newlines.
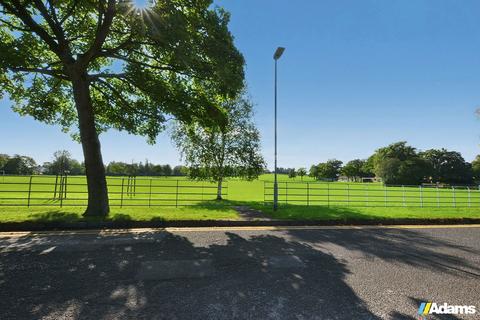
[372, 142, 429, 185]
[375, 158, 402, 185]
[162, 164, 172, 177]
[288, 168, 296, 179]
[309, 165, 319, 179]
[362, 156, 375, 177]
[106, 161, 128, 176]
[316, 159, 343, 181]
[420, 149, 473, 185]
[0, 154, 9, 172]
[43, 150, 84, 175]
[173, 165, 188, 176]
[472, 155, 480, 183]
[341, 159, 366, 182]
[0, 1, 244, 216]
[4, 154, 37, 175]
[297, 168, 307, 181]
[373, 141, 418, 162]
[172, 94, 265, 199]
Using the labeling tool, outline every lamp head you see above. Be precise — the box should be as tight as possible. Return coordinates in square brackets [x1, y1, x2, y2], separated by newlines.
[274, 47, 285, 60]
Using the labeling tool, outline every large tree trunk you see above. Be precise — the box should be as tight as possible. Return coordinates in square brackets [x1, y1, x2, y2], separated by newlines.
[216, 177, 223, 200]
[71, 74, 110, 217]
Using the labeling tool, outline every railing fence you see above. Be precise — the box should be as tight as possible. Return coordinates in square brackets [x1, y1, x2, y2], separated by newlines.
[0, 176, 228, 207]
[264, 181, 480, 208]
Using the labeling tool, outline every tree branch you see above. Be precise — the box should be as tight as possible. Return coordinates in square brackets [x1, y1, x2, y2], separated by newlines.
[59, 0, 80, 25]
[8, 66, 69, 80]
[92, 79, 159, 119]
[31, 0, 71, 56]
[2, 1, 59, 53]
[88, 72, 126, 80]
[81, 0, 116, 65]
[0, 17, 32, 32]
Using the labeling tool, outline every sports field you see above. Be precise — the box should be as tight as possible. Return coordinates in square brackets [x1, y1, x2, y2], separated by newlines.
[0, 174, 479, 222]
[0, 175, 227, 207]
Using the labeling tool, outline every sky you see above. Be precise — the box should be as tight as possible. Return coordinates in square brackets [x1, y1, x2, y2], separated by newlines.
[2, 0, 480, 169]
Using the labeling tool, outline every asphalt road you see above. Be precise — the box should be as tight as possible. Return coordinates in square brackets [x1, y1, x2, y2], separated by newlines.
[0, 226, 479, 320]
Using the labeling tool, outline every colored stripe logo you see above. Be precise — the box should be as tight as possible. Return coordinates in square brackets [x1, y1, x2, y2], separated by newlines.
[418, 302, 432, 315]
[418, 302, 476, 316]
[424, 302, 432, 315]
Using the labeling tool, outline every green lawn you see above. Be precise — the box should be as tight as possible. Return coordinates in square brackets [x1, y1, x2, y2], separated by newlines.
[0, 206, 239, 223]
[0, 174, 479, 223]
[254, 204, 480, 221]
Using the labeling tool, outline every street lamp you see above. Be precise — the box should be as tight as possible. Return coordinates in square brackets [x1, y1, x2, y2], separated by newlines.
[273, 47, 285, 211]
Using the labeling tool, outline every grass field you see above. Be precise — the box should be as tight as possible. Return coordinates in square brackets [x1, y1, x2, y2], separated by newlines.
[0, 174, 480, 223]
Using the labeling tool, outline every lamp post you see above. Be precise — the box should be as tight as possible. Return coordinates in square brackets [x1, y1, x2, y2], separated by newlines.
[273, 47, 285, 211]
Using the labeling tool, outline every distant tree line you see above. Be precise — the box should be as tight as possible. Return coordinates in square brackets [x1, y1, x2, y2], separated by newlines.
[105, 161, 187, 177]
[4, 141, 480, 186]
[0, 151, 187, 177]
[301, 142, 480, 185]
[0, 154, 38, 175]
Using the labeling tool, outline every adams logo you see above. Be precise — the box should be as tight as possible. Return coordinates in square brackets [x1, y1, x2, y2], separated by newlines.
[418, 302, 476, 318]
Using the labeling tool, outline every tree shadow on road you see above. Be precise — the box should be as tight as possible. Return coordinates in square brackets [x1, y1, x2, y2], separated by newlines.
[286, 227, 480, 277]
[1, 226, 478, 319]
[0, 230, 381, 320]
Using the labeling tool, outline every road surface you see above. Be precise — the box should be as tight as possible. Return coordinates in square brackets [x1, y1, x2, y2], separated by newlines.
[0, 225, 479, 319]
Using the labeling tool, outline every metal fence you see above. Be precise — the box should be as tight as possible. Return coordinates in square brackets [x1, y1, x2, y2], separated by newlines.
[264, 181, 480, 208]
[0, 176, 228, 207]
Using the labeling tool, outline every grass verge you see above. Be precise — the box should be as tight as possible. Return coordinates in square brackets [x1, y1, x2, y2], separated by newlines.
[254, 203, 480, 221]
[0, 205, 239, 223]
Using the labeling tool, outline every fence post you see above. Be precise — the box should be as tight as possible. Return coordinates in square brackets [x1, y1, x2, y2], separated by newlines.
[27, 176, 33, 207]
[60, 178, 64, 208]
[327, 182, 330, 207]
[149, 178, 152, 208]
[436, 186, 440, 208]
[467, 187, 471, 207]
[175, 180, 179, 208]
[59, 176, 64, 207]
[420, 186, 423, 208]
[64, 175, 68, 199]
[285, 182, 288, 205]
[263, 181, 266, 204]
[384, 184, 387, 207]
[58, 176, 63, 201]
[402, 185, 406, 207]
[452, 186, 456, 208]
[365, 184, 368, 207]
[54, 174, 58, 199]
[347, 183, 350, 207]
[120, 177, 125, 208]
[307, 182, 310, 206]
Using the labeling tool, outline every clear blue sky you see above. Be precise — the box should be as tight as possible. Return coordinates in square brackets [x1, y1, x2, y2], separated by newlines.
[2, 0, 480, 169]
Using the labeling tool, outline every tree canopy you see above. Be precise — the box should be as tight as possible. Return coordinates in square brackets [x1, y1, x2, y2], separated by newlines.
[0, 1, 244, 137]
[288, 168, 296, 179]
[472, 155, 480, 183]
[43, 150, 85, 175]
[297, 167, 307, 180]
[310, 159, 343, 181]
[372, 142, 429, 185]
[0, 0, 245, 215]
[172, 93, 265, 199]
[420, 149, 473, 185]
[341, 159, 368, 181]
[2, 154, 37, 175]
